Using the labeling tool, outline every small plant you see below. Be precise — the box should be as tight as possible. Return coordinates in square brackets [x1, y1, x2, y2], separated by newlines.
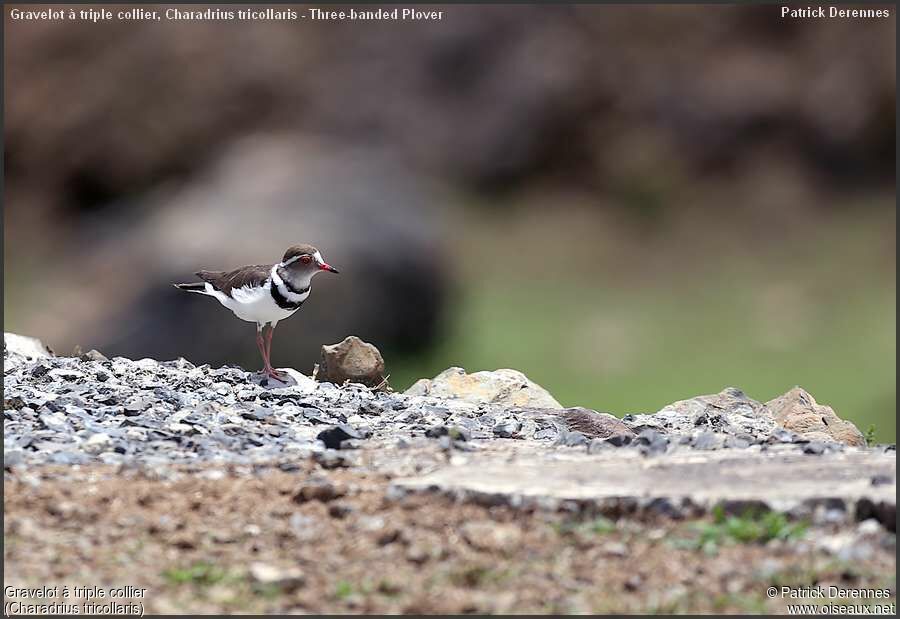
[865, 424, 877, 447]
[334, 580, 355, 600]
[588, 516, 616, 535]
[678, 506, 808, 554]
[163, 562, 230, 587]
[552, 516, 616, 536]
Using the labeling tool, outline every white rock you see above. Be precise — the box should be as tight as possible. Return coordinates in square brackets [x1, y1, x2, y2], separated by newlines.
[4, 332, 52, 366]
[83, 433, 113, 454]
[247, 562, 304, 589]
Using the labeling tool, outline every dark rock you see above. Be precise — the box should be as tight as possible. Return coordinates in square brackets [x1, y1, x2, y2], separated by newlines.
[855, 498, 896, 532]
[328, 503, 354, 519]
[425, 425, 469, 441]
[293, 480, 346, 504]
[424, 425, 448, 438]
[870, 474, 893, 487]
[316, 425, 364, 450]
[636, 429, 668, 455]
[317, 336, 386, 388]
[605, 434, 633, 447]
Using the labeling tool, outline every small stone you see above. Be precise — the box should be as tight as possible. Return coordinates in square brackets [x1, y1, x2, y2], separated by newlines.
[492, 420, 521, 439]
[601, 541, 629, 558]
[556, 431, 588, 447]
[870, 474, 893, 486]
[636, 429, 669, 455]
[316, 425, 363, 450]
[83, 433, 113, 454]
[692, 432, 723, 451]
[587, 438, 613, 454]
[425, 425, 448, 438]
[605, 434, 633, 447]
[460, 521, 522, 553]
[80, 349, 108, 362]
[803, 441, 826, 455]
[405, 544, 430, 565]
[292, 481, 345, 504]
[624, 574, 643, 591]
[724, 436, 751, 449]
[327, 503, 354, 519]
[248, 562, 305, 590]
[312, 450, 352, 469]
[425, 425, 469, 441]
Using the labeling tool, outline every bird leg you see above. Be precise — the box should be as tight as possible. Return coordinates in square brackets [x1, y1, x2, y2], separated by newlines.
[256, 326, 271, 375]
[263, 324, 288, 381]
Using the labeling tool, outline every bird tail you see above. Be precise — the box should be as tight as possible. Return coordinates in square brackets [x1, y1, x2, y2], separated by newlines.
[173, 282, 207, 293]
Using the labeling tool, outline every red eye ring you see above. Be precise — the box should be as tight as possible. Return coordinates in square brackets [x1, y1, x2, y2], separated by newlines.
[300, 255, 312, 264]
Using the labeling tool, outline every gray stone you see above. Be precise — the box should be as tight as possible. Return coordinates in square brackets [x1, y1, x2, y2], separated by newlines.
[556, 431, 589, 447]
[692, 432, 724, 451]
[492, 420, 521, 438]
[803, 441, 827, 455]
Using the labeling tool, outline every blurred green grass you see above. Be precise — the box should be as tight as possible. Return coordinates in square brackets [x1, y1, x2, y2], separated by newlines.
[390, 202, 896, 442]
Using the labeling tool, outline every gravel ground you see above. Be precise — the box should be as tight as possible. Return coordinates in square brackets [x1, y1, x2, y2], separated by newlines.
[4, 346, 896, 614]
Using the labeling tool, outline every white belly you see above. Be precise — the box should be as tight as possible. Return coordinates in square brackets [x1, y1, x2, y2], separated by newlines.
[204, 282, 304, 326]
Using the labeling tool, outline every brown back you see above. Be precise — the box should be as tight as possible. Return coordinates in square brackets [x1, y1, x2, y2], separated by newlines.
[196, 265, 271, 296]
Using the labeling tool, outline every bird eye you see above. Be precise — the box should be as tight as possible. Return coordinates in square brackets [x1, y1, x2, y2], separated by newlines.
[300, 255, 312, 264]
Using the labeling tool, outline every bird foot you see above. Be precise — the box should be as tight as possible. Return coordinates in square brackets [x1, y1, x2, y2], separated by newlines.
[267, 368, 290, 382]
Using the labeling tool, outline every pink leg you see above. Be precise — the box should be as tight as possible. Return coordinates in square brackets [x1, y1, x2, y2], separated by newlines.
[256, 327, 271, 374]
[264, 324, 287, 381]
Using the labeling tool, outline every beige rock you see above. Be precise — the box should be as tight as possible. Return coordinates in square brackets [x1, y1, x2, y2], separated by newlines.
[405, 367, 562, 409]
[317, 336, 386, 388]
[766, 387, 866, 447]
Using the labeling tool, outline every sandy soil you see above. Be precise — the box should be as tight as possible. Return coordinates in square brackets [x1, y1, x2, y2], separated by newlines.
[4, 463, 895, 615]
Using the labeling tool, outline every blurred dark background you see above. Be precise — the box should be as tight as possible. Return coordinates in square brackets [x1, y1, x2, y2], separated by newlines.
[4, 5, 895, 439]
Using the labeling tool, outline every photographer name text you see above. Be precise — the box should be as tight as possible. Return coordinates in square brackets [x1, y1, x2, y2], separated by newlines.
[781, 6, 891, 19]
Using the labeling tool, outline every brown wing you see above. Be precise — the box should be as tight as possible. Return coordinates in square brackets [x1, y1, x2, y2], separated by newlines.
[196, 264, 271, 297]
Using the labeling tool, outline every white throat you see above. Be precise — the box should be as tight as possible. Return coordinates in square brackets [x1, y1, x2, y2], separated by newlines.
[270, 265, 312, 302]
